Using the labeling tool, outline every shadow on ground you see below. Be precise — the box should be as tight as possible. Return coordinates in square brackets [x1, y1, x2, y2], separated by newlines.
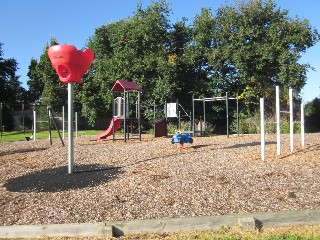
[3, 164, 123, 193]
[190, 144, 212, 149]
[223, 141, 277, 149]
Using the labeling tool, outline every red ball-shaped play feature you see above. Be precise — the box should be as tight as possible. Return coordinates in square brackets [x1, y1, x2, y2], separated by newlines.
[48, 44, 94, 84]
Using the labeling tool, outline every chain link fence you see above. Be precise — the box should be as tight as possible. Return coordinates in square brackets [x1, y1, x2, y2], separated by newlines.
[0, 103, 110, 134]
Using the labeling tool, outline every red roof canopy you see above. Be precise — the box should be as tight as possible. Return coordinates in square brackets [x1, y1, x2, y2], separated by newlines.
[111, 80, 141, 92]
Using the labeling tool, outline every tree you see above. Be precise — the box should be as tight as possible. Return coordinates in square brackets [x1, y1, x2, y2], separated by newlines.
[186, 7, 216, 97]
[26, 38, 67, 111]
[25, 0, 320, 128]
[0, 43, 25, 106]
[0, 43, 27, 129]
[167, 19, 197, 105]
[80, 1, 175, 124]
[305, 97, 320, 132]
[26, 58, 43, 104]
[194, 0, 319, 114]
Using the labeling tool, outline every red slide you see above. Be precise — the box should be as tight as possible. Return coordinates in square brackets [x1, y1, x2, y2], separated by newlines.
[96, 117, 123, 140]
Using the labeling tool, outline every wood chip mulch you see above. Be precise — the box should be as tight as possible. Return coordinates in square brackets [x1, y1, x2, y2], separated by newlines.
[1, 133, 320, 226]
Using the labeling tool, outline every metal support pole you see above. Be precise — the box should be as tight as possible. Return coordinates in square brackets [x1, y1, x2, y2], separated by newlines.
[50, 108, 65, 147]
[176, 99, 179, 130]
[164, 101, 167, 120]
[301, 103, 305, 147]
[153, 101, 156, 138]
[276, 86, 281, 156]
[22, 103, 25, 134]
[33, 107, 36, 141]
[164, 101, 167, 137]
[124, 91, 127, 142]
[260, 98, 265, 160]
[0, 103, 2, 137]
[192, 96, 195, 137]
[62, 106, 65, 139]
[226, 92, 229, 138]
[203, 98, 206, 136]
[127, 92, 130, 140]
[68, 83, 74, 174]
[75, 112, 78, 138]
[112, 92, 115, 141]
[289, 88, 294, 153]
[236, 93, 239, 136]
[47, 106, 52, 145]
[138, 92, 141, 141]
[135, 100, 138, 119]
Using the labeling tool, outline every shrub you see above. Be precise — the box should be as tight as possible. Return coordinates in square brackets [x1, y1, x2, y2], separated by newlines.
[233, 112, 301, 134]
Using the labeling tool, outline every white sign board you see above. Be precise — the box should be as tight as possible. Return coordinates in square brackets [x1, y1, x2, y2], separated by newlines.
[166, 103, 177, 118]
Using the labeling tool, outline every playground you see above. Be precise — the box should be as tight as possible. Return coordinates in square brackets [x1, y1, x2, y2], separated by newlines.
[1, 133, 320, 226]
[1, 44, 320, 232]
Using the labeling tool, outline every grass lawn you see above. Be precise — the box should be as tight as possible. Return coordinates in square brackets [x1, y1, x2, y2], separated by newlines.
[118, 225, 320, 240]
[0, 130, 101, 142]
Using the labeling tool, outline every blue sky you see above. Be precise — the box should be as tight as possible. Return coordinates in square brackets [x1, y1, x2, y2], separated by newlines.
[1, 0, 319, 103]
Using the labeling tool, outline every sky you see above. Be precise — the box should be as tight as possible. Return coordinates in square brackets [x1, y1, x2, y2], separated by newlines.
[1, 0, 319, 103]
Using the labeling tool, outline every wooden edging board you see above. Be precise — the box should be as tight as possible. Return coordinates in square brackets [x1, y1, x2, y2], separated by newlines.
[1, 209, 320, 238]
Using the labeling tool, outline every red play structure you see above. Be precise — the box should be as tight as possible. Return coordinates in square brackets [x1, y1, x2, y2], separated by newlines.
[48, 44, 94, 174]
[48, 44, 94, 84]
[96, 117, 123, 140]
[96, 80, 141, 141]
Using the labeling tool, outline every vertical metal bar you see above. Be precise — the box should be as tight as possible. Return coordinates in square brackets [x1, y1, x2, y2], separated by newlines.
[22, 103, 25, 134]
[164, 101, 167, 119]
[260, 98, 265, 160]
[301, 103, 305, 147]
[50, 109, 65, 146]
[192, 96, 195, 137]
[68, 83, 74, 174]
[124, 91, 127, 142]
[47, 106, 52, 145]
[164, 101, 167, 137]
[127, 92, 130, 140]
[0, 103, 2, 137]
[176, 99, 179, 130]
[135, 100, 138, 119]
[203, 98, 205, 136]
[75, 112, 78, 138]
[138, 92, 141, 141]
[289, 88, 294, 153]
[112, 92, 115, 141]
[226, 92, 229, 138]
[153, 101, 156, 138]
[33, 106, 36, 141]
[276, 86, 281, 156]
[236, 93, 239, 136]
[62, 106, 65, 139]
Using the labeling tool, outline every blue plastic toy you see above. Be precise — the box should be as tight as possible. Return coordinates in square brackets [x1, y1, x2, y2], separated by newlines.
[171, 131, 193, 144]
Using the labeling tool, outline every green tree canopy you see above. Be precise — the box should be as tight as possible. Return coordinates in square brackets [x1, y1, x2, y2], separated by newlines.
[0, 43, 25, 107]
[198, 0, 319, 112]
[79, 1, 176, 124]
[27, 38, 67, 111]
[305, 97, 320, 132]
[26, 0, 320, 126]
